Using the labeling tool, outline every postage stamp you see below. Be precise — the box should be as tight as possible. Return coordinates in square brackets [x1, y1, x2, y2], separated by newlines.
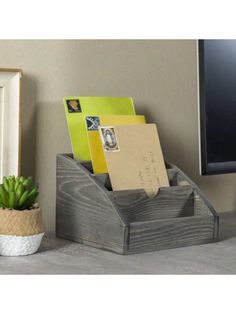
[66, 99, 81, 113]
[86, 116, 100, 131]
[99, 126, 120, 152]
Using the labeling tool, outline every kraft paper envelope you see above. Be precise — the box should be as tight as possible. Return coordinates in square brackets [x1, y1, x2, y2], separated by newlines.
[86, 115, 146, 174]
[99, 124, 169, 197]
[64, 97, 136, 160]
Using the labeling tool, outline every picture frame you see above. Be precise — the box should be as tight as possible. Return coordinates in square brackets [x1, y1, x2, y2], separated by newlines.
[0, 68, 22, 182]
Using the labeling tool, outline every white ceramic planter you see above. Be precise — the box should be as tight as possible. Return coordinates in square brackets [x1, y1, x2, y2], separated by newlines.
[0, 233, 45, 256]
[0, 207, 44, 256]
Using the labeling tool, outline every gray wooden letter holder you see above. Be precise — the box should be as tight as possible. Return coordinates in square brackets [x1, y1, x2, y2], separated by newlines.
[56, 154, 219, 254]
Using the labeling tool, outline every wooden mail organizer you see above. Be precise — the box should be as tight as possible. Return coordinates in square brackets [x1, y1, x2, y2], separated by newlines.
[56, 154, 219, 254]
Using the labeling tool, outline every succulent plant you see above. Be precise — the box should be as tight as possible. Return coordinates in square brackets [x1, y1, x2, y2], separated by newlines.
[0, 176, 39, 210]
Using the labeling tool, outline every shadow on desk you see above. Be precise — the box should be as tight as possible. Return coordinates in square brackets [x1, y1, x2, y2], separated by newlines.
[38, 233, 69, 253]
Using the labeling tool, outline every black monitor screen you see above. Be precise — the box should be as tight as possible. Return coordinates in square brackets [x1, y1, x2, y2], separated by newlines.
[199, 40, 236, 174]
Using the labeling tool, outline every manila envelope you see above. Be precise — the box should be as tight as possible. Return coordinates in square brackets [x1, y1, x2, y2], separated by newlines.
[64, 96, 136, 161]
[99, 124, 169, 197]
[86, 115, 146, 174]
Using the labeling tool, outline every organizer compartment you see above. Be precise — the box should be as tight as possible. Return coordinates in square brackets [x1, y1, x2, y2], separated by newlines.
[128, 215, 216, 253]
[111, 185, 194, 222]
[56, 154, 219, 254]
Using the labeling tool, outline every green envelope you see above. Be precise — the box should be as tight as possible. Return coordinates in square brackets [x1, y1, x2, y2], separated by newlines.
[64, 96, 136, 160]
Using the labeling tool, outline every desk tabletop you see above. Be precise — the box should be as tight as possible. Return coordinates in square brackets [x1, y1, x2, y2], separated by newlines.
[0, 212, 235, 274]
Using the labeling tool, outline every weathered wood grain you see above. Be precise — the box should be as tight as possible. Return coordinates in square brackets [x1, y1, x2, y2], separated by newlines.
[194, 192, 212, 215]
[56, 154, 219, 255]
[56, 154, 127, 254]
[170, 164, 219, 239]
[128, 215, 215, 254]
[111, 186, 194, 222]
[167, 168, 178, 186]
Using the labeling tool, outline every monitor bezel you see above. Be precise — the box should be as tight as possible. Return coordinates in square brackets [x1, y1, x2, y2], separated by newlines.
[198, 39, 236, 175]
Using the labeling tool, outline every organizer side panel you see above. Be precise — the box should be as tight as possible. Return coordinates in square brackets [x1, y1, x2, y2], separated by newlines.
[56, 155, 126, 254]
[194, 192, 213, 215]
[173, 166, 219, 239]
[128, 215, 216, 254]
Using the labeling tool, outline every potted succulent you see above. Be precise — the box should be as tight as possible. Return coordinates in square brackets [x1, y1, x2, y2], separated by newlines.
[0, 175, 44, 256]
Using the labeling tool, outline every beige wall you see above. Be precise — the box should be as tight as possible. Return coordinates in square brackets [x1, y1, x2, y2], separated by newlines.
[0, 40, 235, 232]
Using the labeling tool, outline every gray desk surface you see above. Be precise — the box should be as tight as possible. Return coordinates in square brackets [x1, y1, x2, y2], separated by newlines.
[0, 213, 235, 274]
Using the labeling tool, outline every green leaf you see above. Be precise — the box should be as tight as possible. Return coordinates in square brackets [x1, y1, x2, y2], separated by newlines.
[8, 192, 15, 209]
[18, 190, 29, 207]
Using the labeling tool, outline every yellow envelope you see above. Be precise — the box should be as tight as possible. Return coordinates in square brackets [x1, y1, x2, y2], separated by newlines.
[99, 124, 169, 197]
[64, 97, 136, 161]
[86, 115, 146, 173]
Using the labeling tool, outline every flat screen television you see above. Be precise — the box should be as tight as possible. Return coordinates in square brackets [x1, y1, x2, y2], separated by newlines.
[198, 39, 236, 175]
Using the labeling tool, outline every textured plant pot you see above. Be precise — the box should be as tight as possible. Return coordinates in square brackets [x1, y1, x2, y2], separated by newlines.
[0, 233, 44, 256]
[0, 207, 44, 256]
